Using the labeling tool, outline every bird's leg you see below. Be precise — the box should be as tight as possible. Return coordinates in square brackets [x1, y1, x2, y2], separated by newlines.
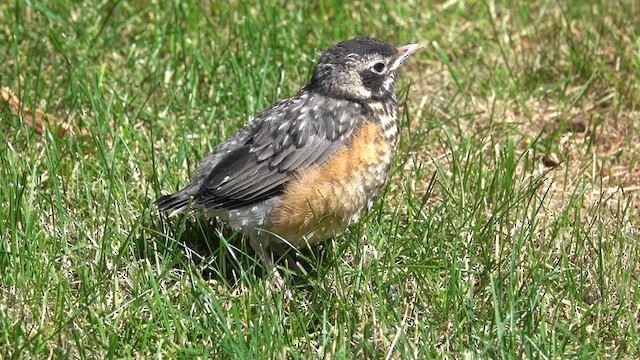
[271, 242, 311, 280]
[249, 229, 292, 300]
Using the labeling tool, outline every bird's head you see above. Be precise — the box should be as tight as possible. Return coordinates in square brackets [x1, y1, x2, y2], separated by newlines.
[308, 37, 421, 101]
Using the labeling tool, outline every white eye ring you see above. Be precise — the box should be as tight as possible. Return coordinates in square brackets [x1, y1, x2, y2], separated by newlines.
[370, 61, 386, 74]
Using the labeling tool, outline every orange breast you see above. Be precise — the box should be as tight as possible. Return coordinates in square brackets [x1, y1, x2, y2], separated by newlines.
[269, 121, 395, 248]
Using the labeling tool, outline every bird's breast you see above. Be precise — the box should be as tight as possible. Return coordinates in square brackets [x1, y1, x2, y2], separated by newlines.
[269, 119, 398, 247]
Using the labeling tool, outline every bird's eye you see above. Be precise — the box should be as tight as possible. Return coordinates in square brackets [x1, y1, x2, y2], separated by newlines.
[370, 62, 386, 74]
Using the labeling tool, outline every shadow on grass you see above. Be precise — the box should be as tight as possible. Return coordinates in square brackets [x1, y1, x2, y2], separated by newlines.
[139, 212, 327, 290]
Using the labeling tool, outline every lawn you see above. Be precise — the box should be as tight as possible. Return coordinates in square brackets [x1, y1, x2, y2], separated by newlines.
[1, 0, 639, 358]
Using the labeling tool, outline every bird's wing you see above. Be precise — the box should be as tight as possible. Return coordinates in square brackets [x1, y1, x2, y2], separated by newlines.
[190, 92, 364, 210]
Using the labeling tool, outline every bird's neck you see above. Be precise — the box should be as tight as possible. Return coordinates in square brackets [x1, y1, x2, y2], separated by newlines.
[362, 97, 399, 145]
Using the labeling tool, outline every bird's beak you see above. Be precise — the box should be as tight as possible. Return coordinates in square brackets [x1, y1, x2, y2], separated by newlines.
[390, 43, 422, 71]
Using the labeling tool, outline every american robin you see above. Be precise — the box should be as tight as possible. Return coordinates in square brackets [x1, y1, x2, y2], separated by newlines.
[155, 37, 421, 290]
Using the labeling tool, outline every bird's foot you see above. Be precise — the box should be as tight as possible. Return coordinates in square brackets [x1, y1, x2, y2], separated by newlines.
[273, 267, 293, 301]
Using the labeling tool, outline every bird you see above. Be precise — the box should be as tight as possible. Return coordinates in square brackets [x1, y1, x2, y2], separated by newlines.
[155, 37, 421, 291]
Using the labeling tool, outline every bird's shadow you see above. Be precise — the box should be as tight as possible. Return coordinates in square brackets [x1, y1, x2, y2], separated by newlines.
[140, 213, 325, 289]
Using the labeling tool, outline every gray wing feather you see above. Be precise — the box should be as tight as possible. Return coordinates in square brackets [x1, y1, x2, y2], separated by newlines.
[160, 91, 364, 211]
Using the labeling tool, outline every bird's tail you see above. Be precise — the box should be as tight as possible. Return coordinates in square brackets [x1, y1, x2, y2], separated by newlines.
[154, 192, 192, 217]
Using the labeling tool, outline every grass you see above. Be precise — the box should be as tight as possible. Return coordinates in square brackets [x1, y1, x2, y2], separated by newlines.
[1, 0, 639, 358]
